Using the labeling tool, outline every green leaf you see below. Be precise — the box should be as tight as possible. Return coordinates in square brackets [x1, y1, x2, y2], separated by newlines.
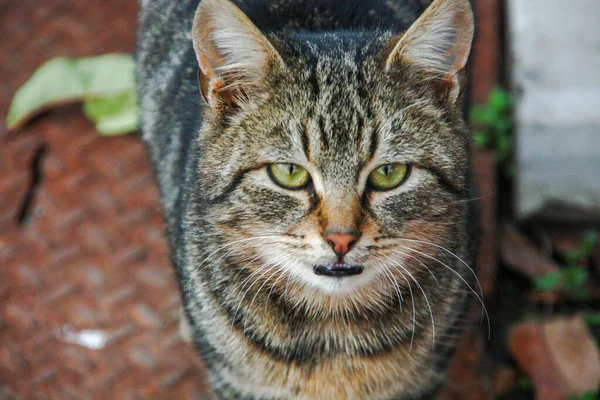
[7, 58, 86, 129]
[572, 391, 599, 400]
[6, 54, 138, 135]
[83, 92, 139, 135]
[584, 312, 600, 326]
[491, 117, 513, 135]
[470, 105, 488, 124]
[489, 87, 512, 113]
[473, 132, 490, 148]
[562, 267, 588, 290]
[470, 105, 500, 126]
[564, 249, 582, 266]
[580, 231, 599, 256]
[517, 377, 533, 390]
[75, 54, 136, 97]
[495, 134, 512, 160]
[582, 392, 598, 400]
[534, 272, 563, 292]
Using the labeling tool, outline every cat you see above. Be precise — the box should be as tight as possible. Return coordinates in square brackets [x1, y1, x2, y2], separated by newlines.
[136, 0, 480, 398]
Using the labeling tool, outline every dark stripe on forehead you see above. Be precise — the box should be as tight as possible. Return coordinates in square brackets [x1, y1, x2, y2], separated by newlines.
[355, 47, 376, 155]
[302, 118, 311, 160]
[318, 115, 329, 150]
[355, 113, 365, 152]
[369, 125, 380, 162]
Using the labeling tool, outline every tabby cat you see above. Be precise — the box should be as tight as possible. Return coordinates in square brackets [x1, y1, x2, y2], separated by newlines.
[137, 0, 480, 398]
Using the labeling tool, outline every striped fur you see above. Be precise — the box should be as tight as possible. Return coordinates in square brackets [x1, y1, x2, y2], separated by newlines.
[137, 0, 479, 398]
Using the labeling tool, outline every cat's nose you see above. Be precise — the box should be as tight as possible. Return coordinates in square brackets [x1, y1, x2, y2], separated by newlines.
[324, 232, 359, 257]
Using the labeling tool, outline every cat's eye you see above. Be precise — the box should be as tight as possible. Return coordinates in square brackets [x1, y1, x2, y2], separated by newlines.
[367, 163, 410, 191]
[268, 163, 311, 189]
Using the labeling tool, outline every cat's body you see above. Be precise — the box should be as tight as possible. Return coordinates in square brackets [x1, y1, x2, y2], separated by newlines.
[137, 0, 479, 398]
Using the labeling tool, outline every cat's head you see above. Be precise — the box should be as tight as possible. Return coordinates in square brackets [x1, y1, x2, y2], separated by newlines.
[190, 0, 474, 311]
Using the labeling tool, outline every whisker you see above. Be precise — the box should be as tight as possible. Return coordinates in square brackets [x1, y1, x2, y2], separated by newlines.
[450, 192, 495, 204]
[398, 237, 491, 336]
[398, 237, 483, 300]
[373, 256, 403, 312]
[185, 235, 281, 290]
[264, 261, 294, 316]
[244, 266, 285, 333]
[390, 249, 439, 285]
[397, 244, 490, 338]
[384, 253, 436, 349]
[380, 254, 416, 351]
[231, 252, 289, 332]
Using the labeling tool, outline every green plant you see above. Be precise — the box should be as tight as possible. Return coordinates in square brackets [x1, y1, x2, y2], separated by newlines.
[470, 87, 513, 170]
[564, 231, 599, 266]
[534, 231, 598, 293]
[569, 391, 598, 400]
[517, 376, 533, 390]
[584, 312, 600, 326]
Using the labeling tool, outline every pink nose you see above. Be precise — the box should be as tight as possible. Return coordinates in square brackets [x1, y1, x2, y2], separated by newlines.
[324, 232, 359, 257]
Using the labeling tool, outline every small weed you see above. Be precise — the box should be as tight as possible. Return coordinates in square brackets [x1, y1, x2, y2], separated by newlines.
[564, 231, 599, 266]
[534, 231, 598, 294]
[470, 87, 513, 173]
[517, 376, 533, 391]
[569, 391, 598, 400]
[584, 312, 600, 326]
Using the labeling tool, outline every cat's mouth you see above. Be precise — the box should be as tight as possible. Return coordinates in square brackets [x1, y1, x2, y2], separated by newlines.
[313, 260, 364, 277]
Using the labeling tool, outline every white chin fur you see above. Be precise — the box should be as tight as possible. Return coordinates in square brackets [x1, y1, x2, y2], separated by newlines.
[289, 263, 379, 295]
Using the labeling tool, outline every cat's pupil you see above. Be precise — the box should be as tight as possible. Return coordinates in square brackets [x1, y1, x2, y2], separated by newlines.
[383, 165, 391, 175]
[288, 164, 295, 175]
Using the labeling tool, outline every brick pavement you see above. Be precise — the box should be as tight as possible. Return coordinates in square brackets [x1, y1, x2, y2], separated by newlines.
[0, 1, 209, 398]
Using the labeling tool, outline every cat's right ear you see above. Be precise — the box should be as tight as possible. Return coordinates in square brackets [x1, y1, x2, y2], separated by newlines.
[192, 0, 284, 110]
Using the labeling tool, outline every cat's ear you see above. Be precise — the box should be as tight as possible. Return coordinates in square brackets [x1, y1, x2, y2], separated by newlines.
[385, 0, 474, 102]
[192, 0, 284, 109]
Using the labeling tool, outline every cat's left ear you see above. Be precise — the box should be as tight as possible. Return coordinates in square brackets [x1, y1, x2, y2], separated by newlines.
[385, 0, 474, 103]
[192, 0, 284, 110]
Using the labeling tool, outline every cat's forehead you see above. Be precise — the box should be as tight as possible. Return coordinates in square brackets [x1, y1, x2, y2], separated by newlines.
[249, 33, 456, 182]
[272, 36, 381, 172]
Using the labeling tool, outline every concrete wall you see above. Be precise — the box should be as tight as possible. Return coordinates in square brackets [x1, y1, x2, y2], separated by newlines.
[508, 0, 600, 219]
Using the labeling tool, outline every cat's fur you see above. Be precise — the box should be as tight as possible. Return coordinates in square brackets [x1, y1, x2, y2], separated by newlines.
[136, 0, 479, 398]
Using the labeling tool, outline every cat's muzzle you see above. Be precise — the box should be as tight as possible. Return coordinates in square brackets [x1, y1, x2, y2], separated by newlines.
[313, 262, 364, 277]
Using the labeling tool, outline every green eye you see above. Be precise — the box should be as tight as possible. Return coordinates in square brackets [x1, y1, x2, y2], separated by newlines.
[367, 163, 410, 190]
[268, 163, 311, 189]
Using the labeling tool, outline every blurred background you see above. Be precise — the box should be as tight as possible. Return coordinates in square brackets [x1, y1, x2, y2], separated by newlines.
[0, 1, 598, 399]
